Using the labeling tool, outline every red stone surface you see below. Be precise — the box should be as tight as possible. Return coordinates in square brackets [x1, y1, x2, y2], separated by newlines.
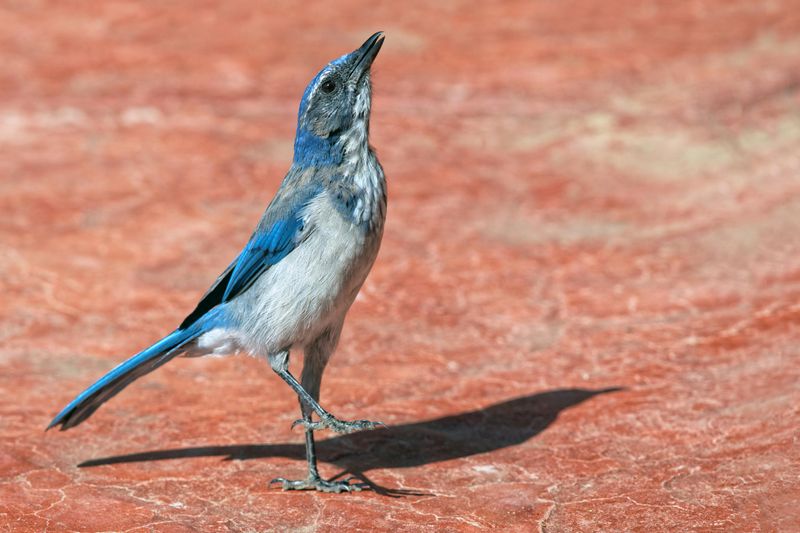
[1, 1, 800, 531]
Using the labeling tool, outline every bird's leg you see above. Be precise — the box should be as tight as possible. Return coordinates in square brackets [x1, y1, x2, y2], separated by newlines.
[302, 409, 320, 480]
[271, 400, 366, 492]
[268, 347, 369, 493]
[268, 350, 385, 435]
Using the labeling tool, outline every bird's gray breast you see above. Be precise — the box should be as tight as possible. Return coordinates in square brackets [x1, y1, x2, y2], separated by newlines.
[228, 189, 382, 356]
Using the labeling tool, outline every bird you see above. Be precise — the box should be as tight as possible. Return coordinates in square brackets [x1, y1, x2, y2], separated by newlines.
[48, 32, 388, 493]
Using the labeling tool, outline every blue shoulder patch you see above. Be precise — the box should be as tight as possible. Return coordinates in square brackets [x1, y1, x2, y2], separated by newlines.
[293, 127, 344, 168]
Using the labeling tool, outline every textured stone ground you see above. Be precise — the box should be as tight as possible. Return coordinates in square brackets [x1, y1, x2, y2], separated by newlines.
[1, 1, 800, 531]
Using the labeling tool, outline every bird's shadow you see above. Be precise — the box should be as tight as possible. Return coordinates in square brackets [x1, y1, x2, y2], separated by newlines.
[80, 387, 623, 496]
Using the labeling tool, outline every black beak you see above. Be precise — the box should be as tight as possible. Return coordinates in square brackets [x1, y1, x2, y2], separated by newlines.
[350, 31, 385, 79]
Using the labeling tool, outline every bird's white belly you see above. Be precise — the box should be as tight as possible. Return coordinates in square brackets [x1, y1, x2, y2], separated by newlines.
[220, 193, 380, 357]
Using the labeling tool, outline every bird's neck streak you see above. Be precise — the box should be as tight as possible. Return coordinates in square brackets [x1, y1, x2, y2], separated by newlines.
[292, 86, 383, 227]
[292, 113, 371, 174]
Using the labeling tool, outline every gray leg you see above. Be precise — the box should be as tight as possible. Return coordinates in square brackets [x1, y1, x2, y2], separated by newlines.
[271, 376, 364, 493]
[302, 410, 320, 480]
[271, 407, 362, 493]
[298, 349, 325, 483]
[267, 350, 383, 435]
[268, 331, 377, 493]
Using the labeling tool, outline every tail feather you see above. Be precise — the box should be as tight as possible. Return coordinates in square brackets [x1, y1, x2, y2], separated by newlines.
[48, 327, 201, 431]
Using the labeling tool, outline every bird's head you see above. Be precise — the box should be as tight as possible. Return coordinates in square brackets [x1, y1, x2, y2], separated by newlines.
[293, 32, 385, 168]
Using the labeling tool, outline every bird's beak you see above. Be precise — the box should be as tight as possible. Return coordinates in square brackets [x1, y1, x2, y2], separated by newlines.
[350, 31, 385, 80]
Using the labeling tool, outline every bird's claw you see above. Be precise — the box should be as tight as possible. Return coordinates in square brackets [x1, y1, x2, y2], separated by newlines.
[291, 414, 385, 434]
[269, 476, 368, 493]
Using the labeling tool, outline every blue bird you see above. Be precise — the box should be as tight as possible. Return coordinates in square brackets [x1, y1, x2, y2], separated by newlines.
[49, 32, 388, 493]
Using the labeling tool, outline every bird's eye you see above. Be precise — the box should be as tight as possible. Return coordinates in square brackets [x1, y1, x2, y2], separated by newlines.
[320, 79, 336, 93]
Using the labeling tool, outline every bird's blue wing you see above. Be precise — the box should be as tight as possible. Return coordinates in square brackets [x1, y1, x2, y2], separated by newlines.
[178, 180, 318, 331]
[222, 214, 306, 301]
[179, 214, 307, 330]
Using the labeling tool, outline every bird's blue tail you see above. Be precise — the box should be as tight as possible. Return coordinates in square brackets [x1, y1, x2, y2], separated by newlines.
[47, 318, 211, 431]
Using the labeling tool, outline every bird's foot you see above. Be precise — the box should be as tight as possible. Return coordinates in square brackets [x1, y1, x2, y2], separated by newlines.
[270, 475, 368, 493]
[291, 414, 385, 434]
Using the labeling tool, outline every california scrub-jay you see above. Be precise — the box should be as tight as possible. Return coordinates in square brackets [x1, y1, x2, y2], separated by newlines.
[49, 32, 388, 493]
